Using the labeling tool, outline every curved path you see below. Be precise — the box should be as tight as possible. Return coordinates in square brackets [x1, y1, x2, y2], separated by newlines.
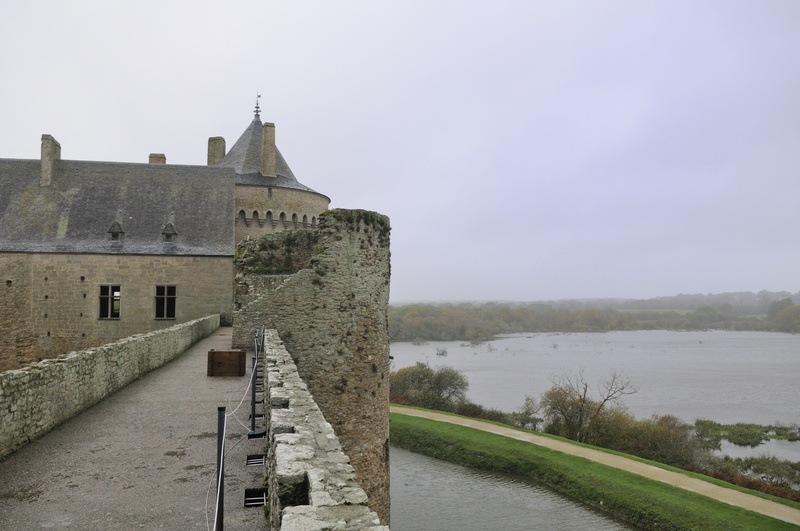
[391, 405, 800, 527]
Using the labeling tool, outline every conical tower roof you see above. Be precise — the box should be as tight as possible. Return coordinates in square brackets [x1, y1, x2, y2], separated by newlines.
[219, 114, 297, 181]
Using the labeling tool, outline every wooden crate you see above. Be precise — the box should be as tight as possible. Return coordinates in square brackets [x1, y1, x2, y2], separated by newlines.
[207, 349, 246, 377]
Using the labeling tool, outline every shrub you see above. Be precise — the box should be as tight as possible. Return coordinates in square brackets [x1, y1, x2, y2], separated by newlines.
[390, 362, 468, 412]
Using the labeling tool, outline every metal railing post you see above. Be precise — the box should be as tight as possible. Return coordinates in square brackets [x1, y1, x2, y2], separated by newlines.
[246, 325, 267, 439]
[215, 406, 225, 531]
[250, 356, 257, 432]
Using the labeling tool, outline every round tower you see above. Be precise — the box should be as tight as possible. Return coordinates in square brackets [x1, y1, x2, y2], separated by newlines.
[209, 108, 330, 242]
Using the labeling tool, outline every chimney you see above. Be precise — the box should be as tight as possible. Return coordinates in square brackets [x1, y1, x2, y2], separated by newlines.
[260, 122, 276, 177]
[149, 153, 166, 164]
[207, 136, 226, 165]
[40, 134, 61, 187]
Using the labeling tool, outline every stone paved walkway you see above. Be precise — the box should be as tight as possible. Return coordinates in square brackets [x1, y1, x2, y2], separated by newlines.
[0, 327, 268, 530]
[392, 405, 800, 527]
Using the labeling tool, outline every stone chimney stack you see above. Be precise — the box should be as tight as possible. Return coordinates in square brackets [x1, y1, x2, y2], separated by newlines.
[148, 153, 166, 164]
[207, 136, 226, 165]
[260, 122, 276, 177]
[40, 134, 61, 187]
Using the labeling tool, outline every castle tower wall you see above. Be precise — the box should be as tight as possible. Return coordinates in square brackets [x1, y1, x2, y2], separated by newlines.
[232, 209, 391, 524]
[234, 186, 328, 242]
[215, 115, 331, 245]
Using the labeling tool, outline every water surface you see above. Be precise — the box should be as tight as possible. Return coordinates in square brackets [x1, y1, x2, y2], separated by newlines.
[391, 330, 800, 425]
[390, 446, 630, 530]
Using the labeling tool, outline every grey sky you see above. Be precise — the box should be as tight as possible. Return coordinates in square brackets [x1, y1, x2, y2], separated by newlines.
[2, 1, 799, 303]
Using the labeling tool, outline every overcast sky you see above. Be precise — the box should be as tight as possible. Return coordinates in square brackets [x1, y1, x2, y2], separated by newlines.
[2, 1, 799, 303]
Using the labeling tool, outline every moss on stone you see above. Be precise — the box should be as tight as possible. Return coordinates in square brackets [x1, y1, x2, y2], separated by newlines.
[322, 209, 390, 245]
[234, 229, 321, 276]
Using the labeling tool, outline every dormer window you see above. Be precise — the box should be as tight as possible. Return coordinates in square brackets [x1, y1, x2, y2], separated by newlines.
[162, 222, 178, 243]
[108, 221, 124, 242]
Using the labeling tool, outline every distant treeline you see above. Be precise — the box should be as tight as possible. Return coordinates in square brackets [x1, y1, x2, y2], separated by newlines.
[388, 290, 800, 342]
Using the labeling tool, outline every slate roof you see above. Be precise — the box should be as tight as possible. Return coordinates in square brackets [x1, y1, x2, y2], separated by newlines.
[0, 159, 235, 256]
[219, 116, 330, 200]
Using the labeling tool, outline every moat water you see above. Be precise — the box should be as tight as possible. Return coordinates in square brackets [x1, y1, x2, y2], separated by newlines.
[390, 446, 631, 530]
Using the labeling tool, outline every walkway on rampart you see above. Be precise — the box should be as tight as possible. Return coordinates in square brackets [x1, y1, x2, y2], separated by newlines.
[0, 327, 267, 530]
[391, 405, 800, 527]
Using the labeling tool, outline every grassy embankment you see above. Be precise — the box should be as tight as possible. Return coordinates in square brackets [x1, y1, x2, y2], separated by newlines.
[390, 411, 800, 530]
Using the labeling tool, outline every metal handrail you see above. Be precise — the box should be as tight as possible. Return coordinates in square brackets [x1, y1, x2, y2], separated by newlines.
[214, 406, 226, 530]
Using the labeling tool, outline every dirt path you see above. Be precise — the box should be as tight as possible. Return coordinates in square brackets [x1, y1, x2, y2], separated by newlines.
[391, 405, 800, 527]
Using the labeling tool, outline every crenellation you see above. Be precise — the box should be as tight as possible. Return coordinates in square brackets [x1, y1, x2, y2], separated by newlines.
[263, 330, 388, 530]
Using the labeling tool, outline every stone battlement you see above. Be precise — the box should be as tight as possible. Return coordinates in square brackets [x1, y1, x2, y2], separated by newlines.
[263, 329, 389, 530]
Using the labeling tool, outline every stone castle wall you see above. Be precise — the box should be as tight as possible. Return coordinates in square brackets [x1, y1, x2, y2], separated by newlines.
[0, 315, 219, 460]
[235, 186, 329, 242]
[0, 252, 232, 369]
[263, 329, 388, 530]
[234, 275, 290, 310]
[233, 209, 391, 524]
[0, 254, 38, 372]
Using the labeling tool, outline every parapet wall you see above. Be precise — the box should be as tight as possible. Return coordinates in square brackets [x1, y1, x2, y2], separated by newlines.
[0, 315, 219, 460]
[233, 209, 391, 524]
[263, 329, 389, 530]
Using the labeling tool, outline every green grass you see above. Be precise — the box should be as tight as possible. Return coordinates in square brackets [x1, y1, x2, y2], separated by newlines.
[393, 406, 800, 510]
[391, 412, 800, 530]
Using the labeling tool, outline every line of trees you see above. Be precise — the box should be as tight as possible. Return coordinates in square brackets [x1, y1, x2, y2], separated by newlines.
[389, 297, 800, 342]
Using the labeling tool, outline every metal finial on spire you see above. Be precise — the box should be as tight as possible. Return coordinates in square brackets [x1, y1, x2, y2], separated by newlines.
[254, 93, 261, 118]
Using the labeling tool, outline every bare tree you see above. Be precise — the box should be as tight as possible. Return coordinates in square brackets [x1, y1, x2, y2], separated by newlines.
[540, 368, 637, 443]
